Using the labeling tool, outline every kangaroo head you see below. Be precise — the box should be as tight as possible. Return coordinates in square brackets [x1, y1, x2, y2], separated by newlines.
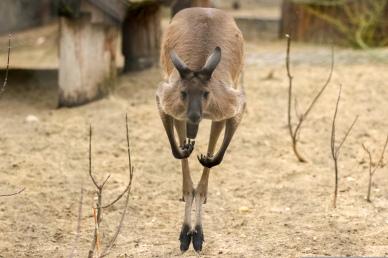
[170, 47, 221, 127]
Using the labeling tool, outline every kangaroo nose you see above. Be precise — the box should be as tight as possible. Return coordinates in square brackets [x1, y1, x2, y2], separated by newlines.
[188, 112, 201, 124]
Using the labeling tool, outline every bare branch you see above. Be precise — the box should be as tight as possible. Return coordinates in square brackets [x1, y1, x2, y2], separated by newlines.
[86, 114, 134, 258]
[335, 115, 359, 157]
[1, 33, 11, 95]
[101, 174, 131, 209]
[301, 46, 334, 119]
[293, 45, 334, 140]
[89, 125, 100, 190]
[100, 183, 130, 258]
[330, 86, 341, 208]
[375, 134, 388, 171]
[362, 143, 373, 175]
[102, 114, 134, 209]
[0, 187, 25, 197]
[100, 113, 134, 258]
[330, 85, 342, 159]
[362, 134, 388, 202]
[330, 85, 358, 208]
[88, 192, 102, 258]
[101, 175, 111, 189]
[69, 186, 84, 258]
[88, 124, 103, 258]
[286, 34, 294, 138]
[286, 34, 334, 163]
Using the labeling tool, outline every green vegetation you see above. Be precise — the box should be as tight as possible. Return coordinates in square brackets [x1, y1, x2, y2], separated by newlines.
[296, 0, 388, 48]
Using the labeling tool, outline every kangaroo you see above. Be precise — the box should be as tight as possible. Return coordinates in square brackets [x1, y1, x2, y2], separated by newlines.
[156, 7, 245, 252]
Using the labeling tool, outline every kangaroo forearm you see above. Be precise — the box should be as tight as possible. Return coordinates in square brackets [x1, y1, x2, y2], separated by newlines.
[212, 118, 237, 162]
[159, 111, 180, 156]
[159, 111, 194, 159]
[198, 117, 240, 168]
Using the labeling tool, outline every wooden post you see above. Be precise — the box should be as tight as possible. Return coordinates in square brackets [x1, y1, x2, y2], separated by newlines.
[122, 2, 161, 72]
[58, 2, 119, 107]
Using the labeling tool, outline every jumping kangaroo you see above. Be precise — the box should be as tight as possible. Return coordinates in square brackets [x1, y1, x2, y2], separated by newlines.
[156, 7, 245, 252]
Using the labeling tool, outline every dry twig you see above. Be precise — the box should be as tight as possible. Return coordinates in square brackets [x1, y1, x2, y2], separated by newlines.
[362, 135, 388, 202]
[0, 35, 24, 198]
[286, 34, 334, 162]
[69, 185, 84, 258]
[0, 187, 25, 197]
[100, 114, 134, 258]
[330, 85, 358, 208]
[1, 34, 11, 95]
[87, 114, 134, 258]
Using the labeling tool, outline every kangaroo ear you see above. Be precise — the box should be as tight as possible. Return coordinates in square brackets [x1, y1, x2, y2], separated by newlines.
[198, 47, 221, 81]
[170, 50, 192, 79]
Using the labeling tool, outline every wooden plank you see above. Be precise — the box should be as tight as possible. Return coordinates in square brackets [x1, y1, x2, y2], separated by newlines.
[122, 2, 161, 71]
[58, 16, 118, 107]
[88, 0, 126, 23]
[80, 1, 116, 25]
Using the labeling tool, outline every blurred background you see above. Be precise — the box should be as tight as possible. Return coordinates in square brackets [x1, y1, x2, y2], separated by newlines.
[1, 1, 388, 257]
[0, 0, 387, 107]
[0, 0, 283, 107]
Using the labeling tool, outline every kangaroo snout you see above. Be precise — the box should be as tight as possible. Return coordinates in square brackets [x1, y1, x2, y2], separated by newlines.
[186, 122, 199, 139]
[188, 112, 201, 124]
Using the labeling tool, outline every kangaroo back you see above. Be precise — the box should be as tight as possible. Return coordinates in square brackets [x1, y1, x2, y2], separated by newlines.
[161, 7, 244, 86]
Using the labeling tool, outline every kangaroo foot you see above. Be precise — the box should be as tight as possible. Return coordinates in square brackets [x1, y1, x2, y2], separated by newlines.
[179, 224, 192, 252]
[192, 224, 204, 252]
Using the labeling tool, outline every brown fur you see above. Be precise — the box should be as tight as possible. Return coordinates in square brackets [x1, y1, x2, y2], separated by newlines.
[156, 9, 246, 250]
[157, 7, 245, 122]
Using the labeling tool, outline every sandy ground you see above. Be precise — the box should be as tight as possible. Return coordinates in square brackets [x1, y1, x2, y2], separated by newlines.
[1, 25, 388, 258]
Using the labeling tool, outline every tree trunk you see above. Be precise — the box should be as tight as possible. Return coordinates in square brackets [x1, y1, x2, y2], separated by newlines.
[122, 3, 161, 72]
[58, 15, 118, 107]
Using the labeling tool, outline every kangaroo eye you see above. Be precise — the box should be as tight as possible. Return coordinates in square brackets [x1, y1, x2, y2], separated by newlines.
[203, 91, 209, 99]
[180, 91, 187, 100]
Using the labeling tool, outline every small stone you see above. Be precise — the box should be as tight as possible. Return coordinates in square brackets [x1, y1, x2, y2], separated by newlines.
[25, 115, 39, 123]
[36, 36, 46, 45]
[239, 206, 250, 213]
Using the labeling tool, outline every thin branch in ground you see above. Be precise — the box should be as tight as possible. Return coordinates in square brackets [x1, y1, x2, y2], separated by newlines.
[1, 33, 11, 95]
[87, 113, 134, 258]
[362, 134, 388, 202]
[0, 35, 24, 198]
[285, 34, 334, 163]
[88, 125, 104, 258]
[69, 185, 84, 258]
[330, 85, 358, 208]
[100, 113, 134, 258]
[0, 187, 25, 197]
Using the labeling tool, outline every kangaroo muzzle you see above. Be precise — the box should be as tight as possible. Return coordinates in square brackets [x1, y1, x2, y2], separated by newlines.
[186, 123, 199, 139]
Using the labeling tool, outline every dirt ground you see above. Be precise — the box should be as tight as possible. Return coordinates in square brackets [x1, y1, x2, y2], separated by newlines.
[1, 25, 388, 258]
